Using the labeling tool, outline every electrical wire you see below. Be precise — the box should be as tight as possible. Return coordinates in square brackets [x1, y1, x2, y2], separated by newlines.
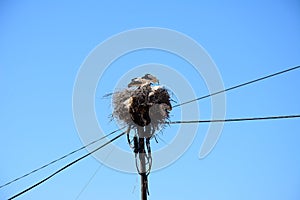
[74, 143, 117, 200]
[173, 65, 300, 108]
[0, 127, 125, 190]
[4, 66, 300, 198]
[167, 114, 300, 124]
[8, 130, 126, 200]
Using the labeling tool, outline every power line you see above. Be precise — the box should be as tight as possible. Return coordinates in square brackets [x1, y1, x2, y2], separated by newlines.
[0, 127, 124, 190]
[173, 65, 300, 108]
[8, 130, 126, 200]
[75, 164, 102, 200]
[167, 114, 300, 124]
[5, 66, 300, 199]
[74, 145, 116, 200]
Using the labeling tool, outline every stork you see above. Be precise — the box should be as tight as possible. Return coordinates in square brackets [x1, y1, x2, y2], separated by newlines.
[128, 74, 159, 88]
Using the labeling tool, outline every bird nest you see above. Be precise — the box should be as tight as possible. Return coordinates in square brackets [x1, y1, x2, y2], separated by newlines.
[112, 75, 172, 136]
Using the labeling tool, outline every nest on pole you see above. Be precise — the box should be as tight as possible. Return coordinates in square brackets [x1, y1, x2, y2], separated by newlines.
[112, 74, 172, 198]
[112, 74, 172, 138]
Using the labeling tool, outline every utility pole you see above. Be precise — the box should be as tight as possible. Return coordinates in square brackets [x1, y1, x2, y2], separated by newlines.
[136, 126, 150, 200]
[112, 74, 172, 200]
[138, 137, 148, 200]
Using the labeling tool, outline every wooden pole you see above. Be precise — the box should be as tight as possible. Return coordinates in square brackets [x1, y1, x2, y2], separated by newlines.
[138, 137, 147, 200]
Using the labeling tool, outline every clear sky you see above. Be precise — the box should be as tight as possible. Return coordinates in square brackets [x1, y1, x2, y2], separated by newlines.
[1, 1, 300, 200]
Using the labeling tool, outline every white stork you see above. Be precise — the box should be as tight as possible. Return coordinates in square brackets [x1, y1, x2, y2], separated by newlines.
[128, 74, 159, 88]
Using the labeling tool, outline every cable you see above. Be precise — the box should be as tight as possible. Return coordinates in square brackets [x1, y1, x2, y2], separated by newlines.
[173, 65, 300, 108]
[167, 114, 300, 124]
[8, 130, 126, 200]
[74, 144, 116, 200]
[74, 165, 102, 200]
[5, 65, 300, 198]
[0, 127, 125, 190]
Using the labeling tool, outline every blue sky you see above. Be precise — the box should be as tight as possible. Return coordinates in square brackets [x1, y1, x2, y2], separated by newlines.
[1, 1, 300, 200]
